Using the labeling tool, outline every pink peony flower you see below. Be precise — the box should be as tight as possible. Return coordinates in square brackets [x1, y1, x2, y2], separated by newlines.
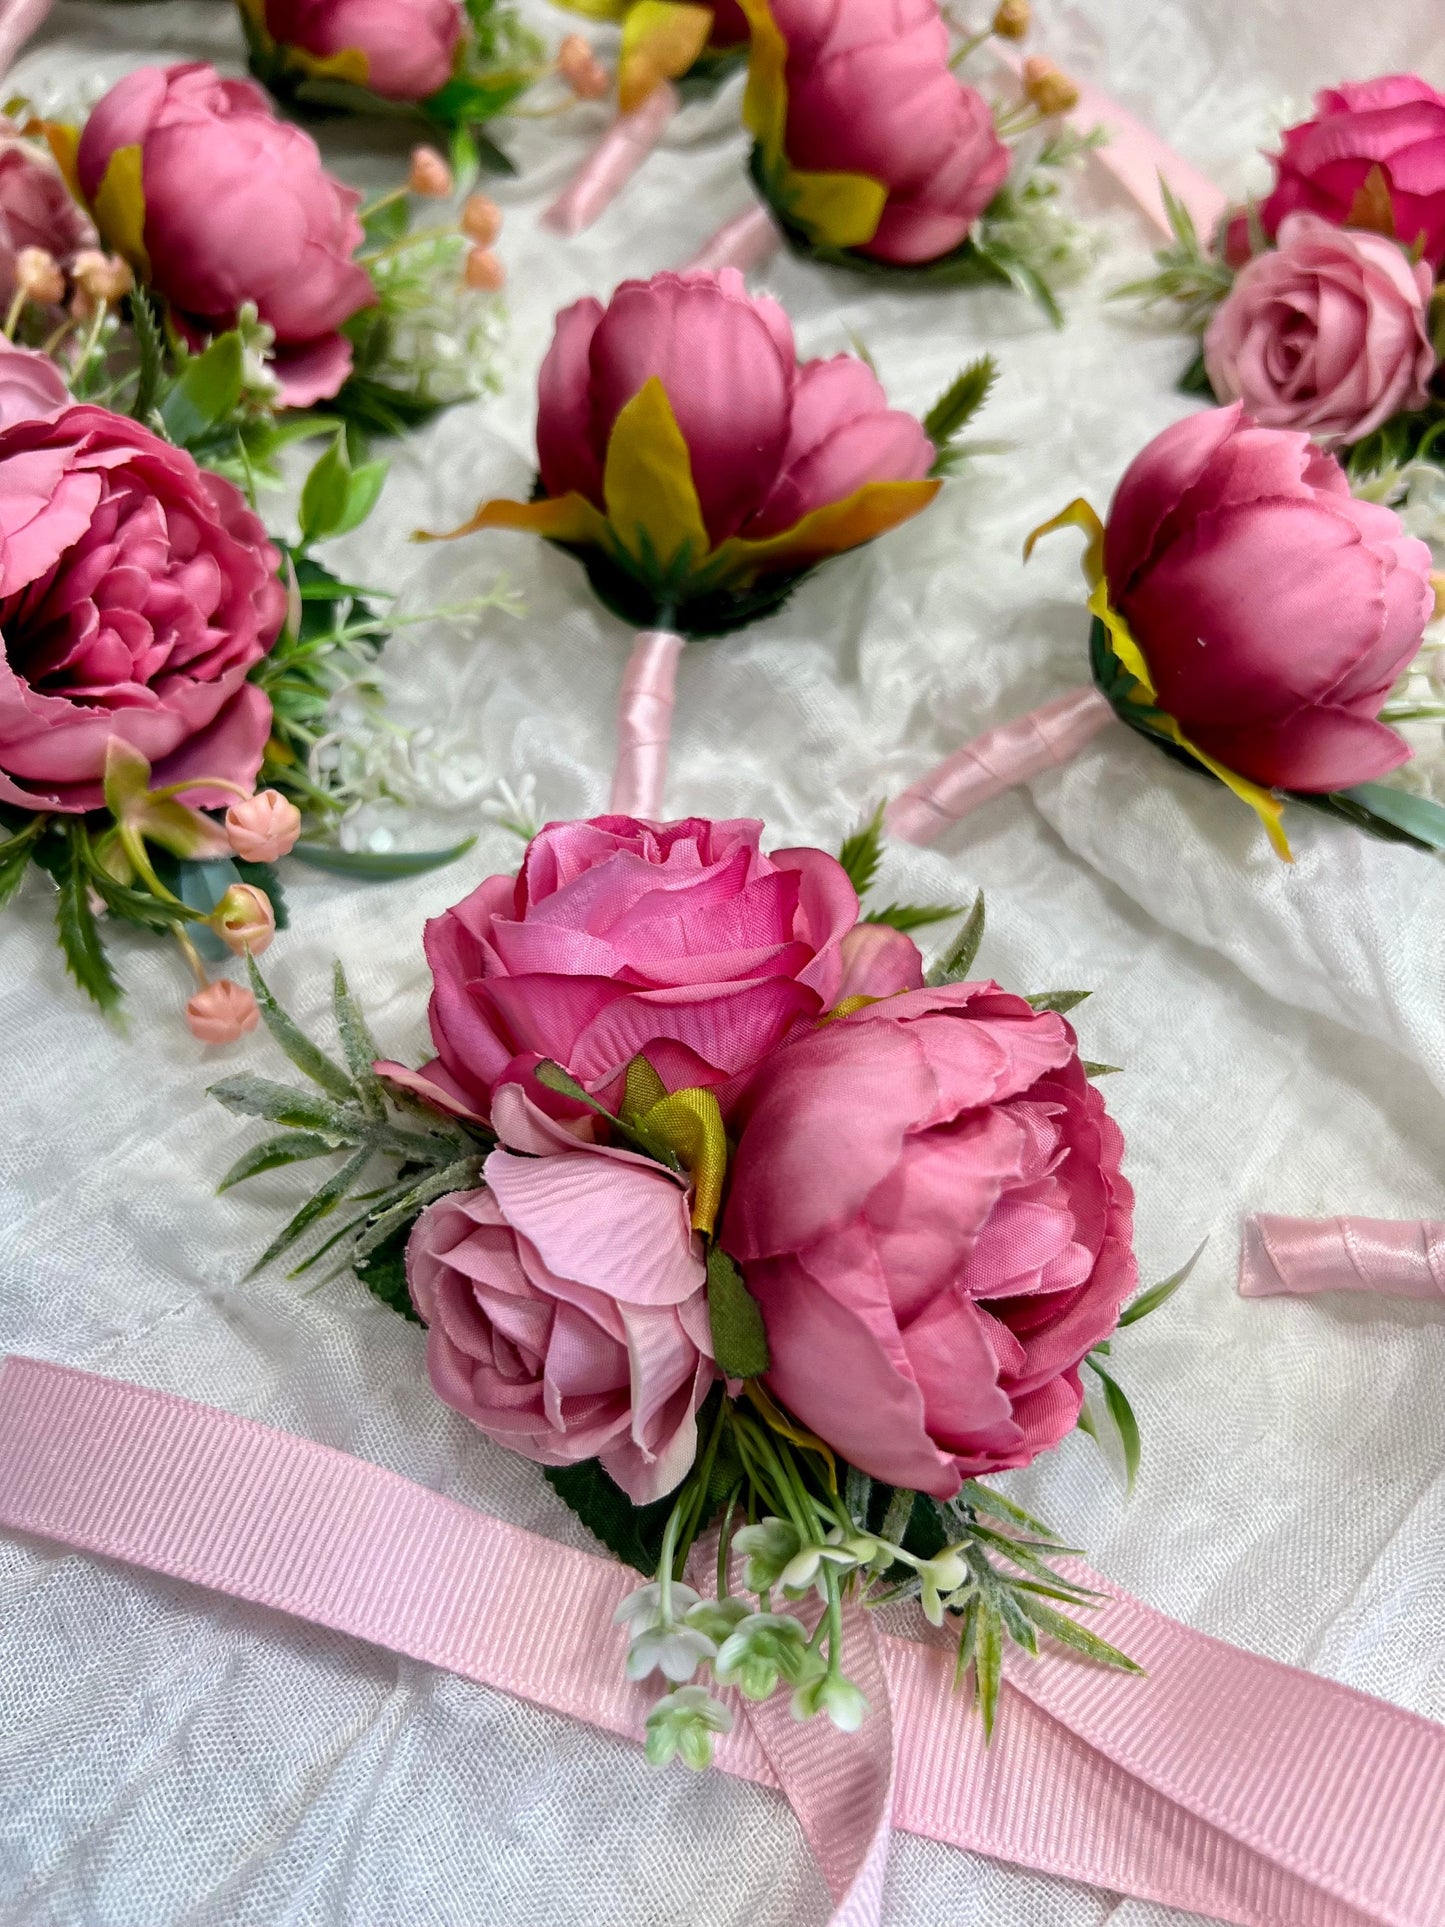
[0, 121, 96, 306]
[413, 815, 867, 1122]
[0, 404, 286, 812]
[76, 63, 375, 406]
[0, 336, 70, 430]
[263, 0, 464, 103]
[536, 269, 934, 547]
[407, 1084, 716, 1503]
[1258, 75, 1445, 271]
[1103, 404, 1434, 792]
[1204, 214, 1435, 447]
[764, 0, 1010, 264]
[722, 983, 1136, 1497]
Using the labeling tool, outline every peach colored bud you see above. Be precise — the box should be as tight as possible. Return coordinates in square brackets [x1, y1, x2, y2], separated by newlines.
[558, 33, 608, 100]
[460, 193, 502, 246]
[211, 882, 276, 956]
[186, 978, 260, 1045]
[15, 246, 63, 305]
[71, 249, 133, 304]
[991, 0, 1029, 37]
[464, 246, 506, 292]
[225, 788, 303, 863]
[408, 145, 453, 198]
[1022, 56, 1079, 116]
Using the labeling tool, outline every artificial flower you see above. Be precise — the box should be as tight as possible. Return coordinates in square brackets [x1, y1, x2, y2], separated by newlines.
[555, 0, 750, 114]
[0, 336, 69, 429]
[0, 119, 96, 306]
[255, 0, 464, 101]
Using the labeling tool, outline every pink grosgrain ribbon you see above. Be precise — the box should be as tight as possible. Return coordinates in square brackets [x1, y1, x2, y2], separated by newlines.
[684, 201, 782, 275]
[543, 83, 680, 235]
[886, 685, 1116, 845]
[1241, 1217, 1445, 1302]
[4, 1360, 1445, 1925]
[610, 629, 684, 819]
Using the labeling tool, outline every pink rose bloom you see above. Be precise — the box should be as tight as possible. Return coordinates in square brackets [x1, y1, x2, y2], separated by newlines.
[1204, 214, 1435, 447]
[407, 1085, 716, 1503]
[1103, 404, 1433, 793]
[263, 0, 464, 102]
[413, 814, 873, 1122]
[1258, 75, 1445, 270]
[0, 337, 70, 430]
[538, 270, 933, 546]
[0, 122, 97, 305]
[722, 984, 1136, 1497]
[769, 0, 1009, 264]
[0, 404, 286, 812]
[76, 63, 375, 406]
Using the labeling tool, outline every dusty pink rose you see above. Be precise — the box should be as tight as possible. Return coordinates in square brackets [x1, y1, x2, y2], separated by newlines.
[538, 270, 933, 546]
[263, 0, 464, 102]
[1258, 76, 1445, 271]
[768, 0, 1010, 264]
[411, 814, 864, 1122]
[407, 1085, 715, 1502]
[0, 405, 286, 812]
[76, 63, 375, 406]
[0, 337, 69, 429]
[0, 123, 96, 305]
[722, 983, 1136, 1497]
[1204, 214, 1435, 446]
[1103, 404, 1433, 792]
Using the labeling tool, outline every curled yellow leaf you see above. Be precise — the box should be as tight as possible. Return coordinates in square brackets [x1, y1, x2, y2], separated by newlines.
[707, 476, 940, 585]
[601, 376, 710, 575]
[618, 0, 713, 112]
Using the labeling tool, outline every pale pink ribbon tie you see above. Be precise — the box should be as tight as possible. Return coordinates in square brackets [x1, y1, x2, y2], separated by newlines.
[543, 83, 680, 235]
[887, 686, 1116, 846]
[610, 629, 684, 819]
[684, 202, 783, 275]
[1241, 1216, 1445, 1302]
[4, 1358, 1445, 1925]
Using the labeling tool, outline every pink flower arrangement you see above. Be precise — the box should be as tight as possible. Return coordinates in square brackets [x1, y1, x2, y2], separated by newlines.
[260, 0, 464, 101]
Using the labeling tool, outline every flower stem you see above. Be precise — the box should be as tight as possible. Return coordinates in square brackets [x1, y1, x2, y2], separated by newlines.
[173, 926, 210, 991]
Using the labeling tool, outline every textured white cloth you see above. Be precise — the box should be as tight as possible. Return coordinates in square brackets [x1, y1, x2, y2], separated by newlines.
[3, 5, 1445, 1925]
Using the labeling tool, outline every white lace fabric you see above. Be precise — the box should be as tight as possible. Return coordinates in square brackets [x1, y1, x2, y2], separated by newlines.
[3, 4, 1445, 1924]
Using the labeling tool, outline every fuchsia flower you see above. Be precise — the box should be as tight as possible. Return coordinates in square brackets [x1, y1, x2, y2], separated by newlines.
[408, 1084, 716, 1503]
[0, 405, 286, 812]
[261, 0, 464, 102]
[76, 63, 375, 406]
[722, 983, 1136, 1497]
[1103, 405, 1433, 794]
[1257, 76, 1445, 271]
[1203, 214, 1435, 447]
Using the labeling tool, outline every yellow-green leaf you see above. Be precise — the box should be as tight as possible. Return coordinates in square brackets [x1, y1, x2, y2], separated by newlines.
[93, 143, 149, 277]
[601, 376, 710, 575]
[635, 1083, 727, 1235]
[417, 490, 612, 549]
[618, 0, 713, 111]
[707, 476, 940, 586]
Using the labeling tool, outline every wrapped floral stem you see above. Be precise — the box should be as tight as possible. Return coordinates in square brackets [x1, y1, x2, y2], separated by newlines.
[610, 629, 684, 817]
[1240, 1216, 1445, 1302]
[543, 80, 681, 236]
[683, 201, 781, 275]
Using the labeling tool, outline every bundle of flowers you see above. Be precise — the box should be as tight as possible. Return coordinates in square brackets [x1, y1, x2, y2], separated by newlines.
[550, 0, 750, 115]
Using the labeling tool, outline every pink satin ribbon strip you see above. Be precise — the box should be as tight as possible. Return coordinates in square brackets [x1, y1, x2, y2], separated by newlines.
[543, 84, 680, 235]
[1241, 1217, 1445, 1302]
[4, 1357, 1445, 1926]
[886, 686, 1116, 845]
[610, 629, 684, 820]
[684, 202, 783, 275]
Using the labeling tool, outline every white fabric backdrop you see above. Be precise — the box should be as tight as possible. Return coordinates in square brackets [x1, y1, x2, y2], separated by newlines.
[3, 4, 1445, 1923]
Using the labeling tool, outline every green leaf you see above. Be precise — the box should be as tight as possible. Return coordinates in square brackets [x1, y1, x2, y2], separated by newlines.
[249, 1141, 376, 1274]
[347, 1155, 485, 1265]
[128, 287, 165, 424]
[706, 1247, 770, 1379]
[534, 1058, 620, 1126]
[864, 902, 968, 933]
[216, 1131, 342, 1191]
[958, 1480, 1057, 1541]
[1014, 1593, 1143, 1674]
[332, 961, 386, 1119]
[1087, 1356, 1142, 1492]
[287, 837, 476, 880]
[0, 817, 43, 911]
[1333, 782, 1445, 852]
[298, 432, 352, 544]
[207, 1073, 360, 1137]
[159, 332, 245, 447]
[1117, 1239, 1205, 1328]
[246, 954, 356, 1100]
[39, 829, 122, 1012]
[329, 458, 389, 538]
[1082, 1061, 1122, 1079]
[928, 890, 985, 984]
[837, 802, 885, 898]
[923, 356, 997, 454]
[1026, 989, 1090, 1014]
[353, 1220, 424, 1324]
[974, 1599, 1002, 1739]
[543, 1458, 679, 1576]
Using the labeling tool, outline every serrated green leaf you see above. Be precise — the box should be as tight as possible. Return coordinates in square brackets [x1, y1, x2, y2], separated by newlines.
[248, 1141, 376, 1274]
[1117, 1239, 1205, 1328]
[46, 830, 122, 1012]
[128, 287, 165, 423]
[332, 960, 385, 1119]
[299, 432, 352, 544]
[0, 818, 42, 910]
[837, 802, 886, 899]
[287, 837, 476, 880]
[1015, 1593, 1143, 1673]
[208, 1073, 359, 1137]
[923, 355, 997, 455]
[1087, 1356, 1141, 1492]
[247, 955, 357, 1101]
[216, 1130, 341, 1191]
[928, 890, 985, 984]
[160, 332, 245, 447]
[706, 1246, 770, 1378]
[864, 902, 967, 933]
[1026, 989, 1091, 1014]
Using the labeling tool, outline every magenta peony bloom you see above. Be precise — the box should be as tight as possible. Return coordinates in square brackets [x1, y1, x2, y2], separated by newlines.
[0, 337, 70, 430]
[0, 404, 286, 812]
[722, 984, 1136, 1497]
[76, 63, 375, 406]
[407, 1084, 716, 1503]
[262, 0, 464, 102]
[1204, 214, 1435, 447]
[765, 0, 1010, 264]
[412, 814, 868, 1122]
[1103, 405, 1433, 793]
[0, 122, 97, 305]
[1258, 75, 1445, 270]
[536, 269, 934, 547]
